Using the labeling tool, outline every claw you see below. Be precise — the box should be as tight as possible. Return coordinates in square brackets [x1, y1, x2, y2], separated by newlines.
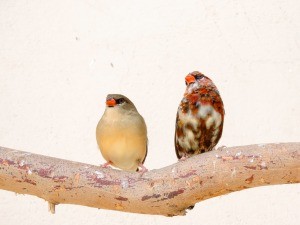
[138, 163, 148, 176]
[101, 161, 112, 168]
[179, 154, 188, 161]
[217, 145, 227, 151]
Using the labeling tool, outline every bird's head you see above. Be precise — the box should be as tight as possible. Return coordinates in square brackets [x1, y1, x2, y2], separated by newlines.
[185, 71, 211, 86]
[105, 94, 137, 112]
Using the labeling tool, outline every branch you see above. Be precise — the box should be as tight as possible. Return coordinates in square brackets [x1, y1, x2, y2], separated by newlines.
[0, 143, 299, 216]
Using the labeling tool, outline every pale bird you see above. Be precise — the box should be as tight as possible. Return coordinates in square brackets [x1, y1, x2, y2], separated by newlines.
[96, 94, 148, 173]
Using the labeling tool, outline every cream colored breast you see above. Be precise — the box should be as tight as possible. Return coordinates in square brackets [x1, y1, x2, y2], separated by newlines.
[96, 108, 147, 171]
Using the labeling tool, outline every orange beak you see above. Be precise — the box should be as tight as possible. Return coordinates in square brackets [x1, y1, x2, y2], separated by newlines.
[106, 98, 116, 107]
[185, 75, 196, 85]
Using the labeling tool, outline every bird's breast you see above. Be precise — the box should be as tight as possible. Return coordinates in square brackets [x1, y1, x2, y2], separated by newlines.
[96, 112, 147, 171]
[176, 103, 223, 152]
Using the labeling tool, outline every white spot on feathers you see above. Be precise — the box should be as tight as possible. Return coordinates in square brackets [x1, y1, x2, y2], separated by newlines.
[186, 82, 200, 94]
[198, 105, 212, 118]
[178, 110, 198, 130]
[178, 135, 191, 150]
[205, 116, 214, 129]
[177, 102, 223, 150]
[185, 129, 199, 149]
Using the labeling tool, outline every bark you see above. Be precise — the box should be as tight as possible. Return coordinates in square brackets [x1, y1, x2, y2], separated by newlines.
[0, 143, 299, 216]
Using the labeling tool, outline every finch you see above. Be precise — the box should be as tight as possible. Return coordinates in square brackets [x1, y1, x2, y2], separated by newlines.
[96, 94, 148, 172]
[175, 71, 225, 159]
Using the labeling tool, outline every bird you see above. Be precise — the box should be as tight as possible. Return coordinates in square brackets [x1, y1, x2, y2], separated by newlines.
[175, 71, 225, 159]
[96, 94, 148, 173]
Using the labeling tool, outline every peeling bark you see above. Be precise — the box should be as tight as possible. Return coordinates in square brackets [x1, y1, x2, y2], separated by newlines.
[0, 143, 299, 216]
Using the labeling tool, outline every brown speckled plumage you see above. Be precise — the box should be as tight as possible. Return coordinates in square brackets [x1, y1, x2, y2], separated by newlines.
[175, 71, 225, 159]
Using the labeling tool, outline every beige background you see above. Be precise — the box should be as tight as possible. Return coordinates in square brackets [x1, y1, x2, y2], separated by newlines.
[0, 0, 299, 224]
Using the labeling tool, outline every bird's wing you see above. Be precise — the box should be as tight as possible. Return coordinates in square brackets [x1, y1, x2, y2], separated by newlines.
[174, 110, 182, 159]
[141, 139, 148, 164]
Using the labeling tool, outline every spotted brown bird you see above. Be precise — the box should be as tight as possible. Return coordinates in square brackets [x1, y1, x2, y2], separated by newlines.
[96, 94, 148, 172]
[175, 71, 225, 159]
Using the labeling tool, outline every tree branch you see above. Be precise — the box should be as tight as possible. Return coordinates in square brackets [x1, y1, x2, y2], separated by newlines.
[0, 143, 299, 216]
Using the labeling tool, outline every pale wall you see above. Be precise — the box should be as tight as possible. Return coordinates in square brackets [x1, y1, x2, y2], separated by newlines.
[0, 0, 299, 224]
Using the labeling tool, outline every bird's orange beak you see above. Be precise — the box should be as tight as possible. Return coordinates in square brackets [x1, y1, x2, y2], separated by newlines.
[106, 98, 116, 107]
[185, 75, 196, 85]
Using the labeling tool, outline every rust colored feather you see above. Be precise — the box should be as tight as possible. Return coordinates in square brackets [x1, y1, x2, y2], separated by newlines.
[175, 71, 225, 159]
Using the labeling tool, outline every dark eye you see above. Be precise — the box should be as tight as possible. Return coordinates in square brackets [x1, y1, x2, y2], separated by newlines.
[195, 75, 204, 80]
[116, 98, 125, 104]
[185, 81, 188, 86]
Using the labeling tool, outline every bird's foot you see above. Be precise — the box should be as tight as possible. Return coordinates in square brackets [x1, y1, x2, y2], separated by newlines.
[101, 162, 112, 169]
[217, 145, 227, 151]
[179, 155, 188, 161]
[138, 163, 148, 176]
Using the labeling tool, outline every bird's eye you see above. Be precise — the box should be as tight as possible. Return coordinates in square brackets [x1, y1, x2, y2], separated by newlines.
[116, 98, 125, 104]
[195, 75, 204, 80]
[185, 81, 188, 86]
